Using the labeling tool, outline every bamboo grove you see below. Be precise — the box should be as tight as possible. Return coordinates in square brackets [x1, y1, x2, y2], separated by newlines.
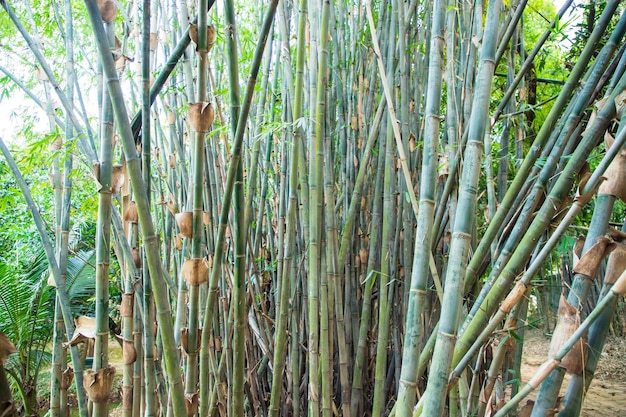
[1, 0, 626, 416]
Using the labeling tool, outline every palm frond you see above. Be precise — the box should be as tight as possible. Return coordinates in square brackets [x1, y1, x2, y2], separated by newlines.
[66, 249, 96, 299]
[0, 262, 31, 342]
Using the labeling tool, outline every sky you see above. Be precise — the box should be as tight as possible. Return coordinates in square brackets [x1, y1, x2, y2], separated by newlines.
[0, 89, 48, 144]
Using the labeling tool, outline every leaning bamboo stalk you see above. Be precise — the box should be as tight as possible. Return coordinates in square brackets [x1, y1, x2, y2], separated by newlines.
[492, 0, 574, 122]
[365, 0, 418, 218]
[494, 0, 529, 65]
[82, 2, 188, 416]
[0, 138, 89, 417]
[243, 30, 274, 261]
[493, 267, 626, 417]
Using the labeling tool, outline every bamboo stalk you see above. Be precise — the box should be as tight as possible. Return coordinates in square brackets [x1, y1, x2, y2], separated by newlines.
[197, 2, 278, 414]
[268, 0, 307, 413]
[421, 1, 502, 416]
[365, 0, 418, 218]
[82, 2, 188, 415]
[395, 0, 445, 414]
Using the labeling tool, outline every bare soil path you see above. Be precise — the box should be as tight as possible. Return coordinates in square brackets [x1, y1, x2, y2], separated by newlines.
[520, 330, 626, 417]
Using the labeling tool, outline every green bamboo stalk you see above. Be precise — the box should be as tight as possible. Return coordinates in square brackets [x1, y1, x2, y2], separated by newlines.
[306, 0, 331, 414]
[49, 2, 76, 409]
[267, 0, 307, 412]
[114, 210, 138, 417]
[421, 1, 502, 416]
[320, 32, 332, 417]
[82, 2, 188, 416]
[372, 123, 396, 417]
[220, 0, 244, 414]
[497, 51, 514, 202]
[370, 3, 399, 415]
[395, 1, 445, 415]
[92, 66, 114, 417]
[321, 25, 351, 407]
[91, 14, 120, 416]
[288, 7, 307, 414]
[50, 140, 70, 417]
[350, 89, 387, 417]
[243, 30, 274, 259]
[140, 2, 159, 417]
[197, 2, 278, 414]
[184, 0, 211, 402]
[59, 3, 76, 415]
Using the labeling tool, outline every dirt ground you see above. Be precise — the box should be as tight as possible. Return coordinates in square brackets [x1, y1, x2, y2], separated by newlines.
[520, 330, 626, 417]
